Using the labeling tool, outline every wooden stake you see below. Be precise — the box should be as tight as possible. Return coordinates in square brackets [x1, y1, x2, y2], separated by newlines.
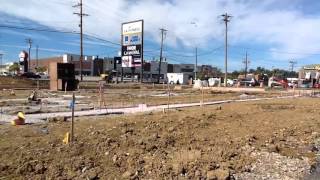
[71, 92, 75, 142]
[167, 83, 170, 111]
[201, 87, 204, 107]
[64, 81, 68, 94]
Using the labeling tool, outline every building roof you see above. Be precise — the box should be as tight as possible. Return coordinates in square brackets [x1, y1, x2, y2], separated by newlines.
[303, 64, 320, 70]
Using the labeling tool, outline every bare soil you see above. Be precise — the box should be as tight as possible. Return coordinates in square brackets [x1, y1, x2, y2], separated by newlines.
[0, 98, 320, 179]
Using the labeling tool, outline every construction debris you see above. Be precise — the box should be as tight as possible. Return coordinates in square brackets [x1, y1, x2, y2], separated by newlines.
[27, 90, 41, 104]
[11, 112, 25, 125]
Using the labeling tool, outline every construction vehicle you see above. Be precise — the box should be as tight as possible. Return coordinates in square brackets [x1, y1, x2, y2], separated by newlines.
[101, 70, 119, 83]
[268, 77, 288, 88]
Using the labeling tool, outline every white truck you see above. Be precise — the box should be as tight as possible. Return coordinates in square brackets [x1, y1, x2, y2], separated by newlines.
[167, 73, 190, 85]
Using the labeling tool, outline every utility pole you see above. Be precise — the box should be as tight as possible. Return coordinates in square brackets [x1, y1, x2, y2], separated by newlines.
[289, 60, 297, 72]
[26, 38, 32, 72]
[242, 51, 250, 78]
[36, 45, 39, 71]
[73, 0, 89, 81]
[158, 28, 167, 84]
[221, 13, 232, 87]
[195, 47, 198, 80]
[0, 53, 3, 74]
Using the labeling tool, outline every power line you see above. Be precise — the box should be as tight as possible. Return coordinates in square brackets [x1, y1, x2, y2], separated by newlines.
[0, 24, 79, 34]
[164, 46, 223, 58]
[0, 24, 122, 47]
[84, 33, 120, 46]
[230, 44, 320, 56]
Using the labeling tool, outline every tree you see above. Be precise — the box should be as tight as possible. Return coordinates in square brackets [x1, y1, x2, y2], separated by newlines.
[9, 63, 20, 74]
[35, 66, 47, 73]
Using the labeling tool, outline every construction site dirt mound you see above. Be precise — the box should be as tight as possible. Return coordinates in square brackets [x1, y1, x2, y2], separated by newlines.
[0, 98, 320, 179]
[0, 76, 40, 89]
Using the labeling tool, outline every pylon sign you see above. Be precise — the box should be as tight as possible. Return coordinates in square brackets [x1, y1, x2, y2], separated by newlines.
[19, 50, 28, 73]
[121, 20, 144, 68]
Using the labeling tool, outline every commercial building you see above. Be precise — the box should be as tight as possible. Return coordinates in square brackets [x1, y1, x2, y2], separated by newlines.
[299, 64, 320, 87]
[28, 53, 215, 83]
[0, 62, 14, 74]
[29, 54, 109, 76]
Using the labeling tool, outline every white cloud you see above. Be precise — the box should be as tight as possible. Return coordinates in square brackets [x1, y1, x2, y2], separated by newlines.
[1, 0, 320, 60]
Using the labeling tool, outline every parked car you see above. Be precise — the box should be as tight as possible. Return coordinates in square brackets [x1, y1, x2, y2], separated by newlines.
[36, 72, 49, 79]
[0, 72, 9, 76]
[313, 83, 320, 88]
[300, 83, 310, 88]
[238, 78, 258, 87]
[227, 79, 235, 86]
[268, 77, 288, 88]
[20, 72, 41, 79]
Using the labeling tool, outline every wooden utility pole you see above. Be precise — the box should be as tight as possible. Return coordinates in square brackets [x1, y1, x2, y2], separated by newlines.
[221, 13, 232, 87]
[0, 54, 3, 74]
[289, 60, 297, 72]
[195, 47, 198, 80]
[242, 51, 250, 78]
[73, 0, 89, 81]
[36, 45, 39, 70]
[141, 20, 144, 83]
[26, 38, 32, 72]
[158, 28, 167, 83]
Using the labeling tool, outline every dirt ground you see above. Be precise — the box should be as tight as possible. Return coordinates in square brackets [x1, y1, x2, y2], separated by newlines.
[1, 98, 320, 179]
[0, 87, 280, 108]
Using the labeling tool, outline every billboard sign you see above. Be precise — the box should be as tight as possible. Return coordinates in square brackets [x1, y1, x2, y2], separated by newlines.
[121, 20, 144, 68]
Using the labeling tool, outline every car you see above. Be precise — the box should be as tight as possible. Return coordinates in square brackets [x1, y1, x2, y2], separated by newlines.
[313, 83, 320, 88]
[0, 72, 10, 76]
[238, 78, 258, 87]
[36, 72, 49, 79]
[20, 72, 41, 79]
[227, 79, 235, 86]
[300, 84, 310, 88]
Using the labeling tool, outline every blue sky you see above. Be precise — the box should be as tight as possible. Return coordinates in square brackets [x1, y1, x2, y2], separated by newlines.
[1, 0, 320, 71]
